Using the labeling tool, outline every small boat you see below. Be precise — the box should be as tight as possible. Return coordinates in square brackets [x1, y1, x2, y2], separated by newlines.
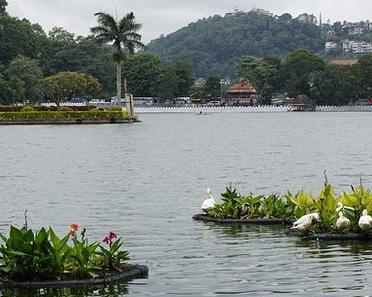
[195, 111, 210, 115]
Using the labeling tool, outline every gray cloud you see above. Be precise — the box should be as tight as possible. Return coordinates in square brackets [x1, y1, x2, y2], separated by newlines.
[7, 0, 372, 43]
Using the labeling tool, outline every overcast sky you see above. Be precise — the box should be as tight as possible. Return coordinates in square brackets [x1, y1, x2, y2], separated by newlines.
[7, 0, 372, 43]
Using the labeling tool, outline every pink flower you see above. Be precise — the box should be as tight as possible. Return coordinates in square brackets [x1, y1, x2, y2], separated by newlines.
[109, 231, 117, 240]
[103, 231, 119, 245]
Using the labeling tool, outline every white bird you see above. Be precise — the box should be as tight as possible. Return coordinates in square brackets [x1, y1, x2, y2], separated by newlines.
[291, 213, 319, 232]
[358, 209, 372, 231]
[201, 188, 216, 212]
[336, 211, 350, 232]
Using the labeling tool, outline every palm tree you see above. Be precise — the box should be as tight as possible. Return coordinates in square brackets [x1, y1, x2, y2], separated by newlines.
[91, 12, 144, 112]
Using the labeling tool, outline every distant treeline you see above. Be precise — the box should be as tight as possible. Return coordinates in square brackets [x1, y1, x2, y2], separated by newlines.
[236, 49, 372, 105]
[0, 2, 194, 103]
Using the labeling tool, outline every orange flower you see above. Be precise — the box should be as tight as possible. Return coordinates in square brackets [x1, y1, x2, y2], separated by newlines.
[69, 224, 79, 237]
[70, 224, 79, 231]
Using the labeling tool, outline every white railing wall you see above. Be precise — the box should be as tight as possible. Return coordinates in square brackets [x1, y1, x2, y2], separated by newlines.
[134, 106, 291, 113]
[316, 105, 372, 112]
[135, 105, 372, 113]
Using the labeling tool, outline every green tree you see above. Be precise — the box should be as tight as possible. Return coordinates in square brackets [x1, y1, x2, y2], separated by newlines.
[310, 65, 360, 105]
[91, 12, 144, 108]
[238, 56, 281, 104]
[125, 53, 163, 96]
[356, 54, 372, 99]
[48, 27, 75, 43]
[39, 72, 102, 104]
[172, 61, 194, 96]
[6, 56, 43, 103]
[204, 75, 221, 98]
[154, 66, 178, 101]
[0, 71, 12, 103]
[47, 36, 115, 97]
[0, 15, 47, 65]
[281, 49, 325, 97]
[7, 76, 25, 103]
[0, 0, 7, 15]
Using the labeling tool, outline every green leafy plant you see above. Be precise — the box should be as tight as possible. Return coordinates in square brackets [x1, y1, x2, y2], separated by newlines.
[207, 187, 292, 220]
[313, 184, 339, 232]
[98, 232, 130, 271]
[0, 224, 131, 281]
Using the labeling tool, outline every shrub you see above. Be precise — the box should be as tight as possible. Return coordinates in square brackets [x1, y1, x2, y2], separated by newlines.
[106, 107, 123, 111]
[20, 106, 35, 112]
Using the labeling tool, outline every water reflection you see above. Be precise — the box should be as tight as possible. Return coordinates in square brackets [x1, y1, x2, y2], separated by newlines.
[294, 237, 372, 256]
[0, 283, 128, 297]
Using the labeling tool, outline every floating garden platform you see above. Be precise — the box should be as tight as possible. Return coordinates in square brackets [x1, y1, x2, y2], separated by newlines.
[1, 265, 148, 289]
[288, 230, 372, 241]
[196, 182, 372, 238]
[192, 214, 291, 225]
[0, 225, 148, 289]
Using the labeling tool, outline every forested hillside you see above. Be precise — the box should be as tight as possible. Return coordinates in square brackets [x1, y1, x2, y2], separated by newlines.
[147, 11, 325, 78]
[0, 1, 194, 103]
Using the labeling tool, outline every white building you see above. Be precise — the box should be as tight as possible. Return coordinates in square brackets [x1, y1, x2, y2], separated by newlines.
[343, 40, 372, 54]
[251, 8, 274, 17]
[325, 41, 338, 51]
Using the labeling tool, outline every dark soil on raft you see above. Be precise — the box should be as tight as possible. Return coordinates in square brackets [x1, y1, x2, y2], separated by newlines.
[0, 264, 148, 289]
[192, 214, 292, 225]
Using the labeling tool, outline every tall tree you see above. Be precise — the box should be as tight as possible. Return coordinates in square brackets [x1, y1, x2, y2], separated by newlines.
[0, 0, 7, 15]
[124, 53, 163, 97]
[154, 66, 178, 101]
[204, 75, 221, 98]
[310, 65, 359, 105]
[6, 56, 43, 103]
[91, 12, 144, 111]
[238, 56, 281, 104]
[356, 54, 372, 99]
[172, 61, 194, 96]
[281, 49, 325, 97]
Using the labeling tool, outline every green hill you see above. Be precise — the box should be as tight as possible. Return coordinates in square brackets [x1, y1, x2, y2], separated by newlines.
[147, 11, 325, 78]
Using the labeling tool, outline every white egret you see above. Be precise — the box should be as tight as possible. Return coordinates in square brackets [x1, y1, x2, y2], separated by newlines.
[291, 213, 320, 232]
[358, 209, 372, 231]
[202, 188, 216, 212]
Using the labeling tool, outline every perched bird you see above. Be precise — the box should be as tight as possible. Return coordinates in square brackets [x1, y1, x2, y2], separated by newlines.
[336, 212, 350, 232]
[202, 188, 216, 212]
[358, 209, 372, 231]
[239, 204, 249, 217]
[291, 213, 320, 232]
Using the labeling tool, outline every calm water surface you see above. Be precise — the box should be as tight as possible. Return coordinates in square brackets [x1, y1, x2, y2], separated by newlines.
[1, 112, 372, 296]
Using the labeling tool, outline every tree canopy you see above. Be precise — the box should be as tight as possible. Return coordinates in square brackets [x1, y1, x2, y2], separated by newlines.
[39, 72, 102, 103]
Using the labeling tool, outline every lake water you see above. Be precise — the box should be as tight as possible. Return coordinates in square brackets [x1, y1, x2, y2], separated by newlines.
[1, 112, 372, 296]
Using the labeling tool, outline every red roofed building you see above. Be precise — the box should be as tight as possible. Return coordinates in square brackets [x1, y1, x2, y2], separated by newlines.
[227, 79, 257, 106]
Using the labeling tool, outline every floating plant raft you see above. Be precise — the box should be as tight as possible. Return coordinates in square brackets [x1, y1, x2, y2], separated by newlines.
[192, 214, 291, 225]
[2, 265, 148, 289]
[0, 225, 148, 289]
[288, 230, 372, 241]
